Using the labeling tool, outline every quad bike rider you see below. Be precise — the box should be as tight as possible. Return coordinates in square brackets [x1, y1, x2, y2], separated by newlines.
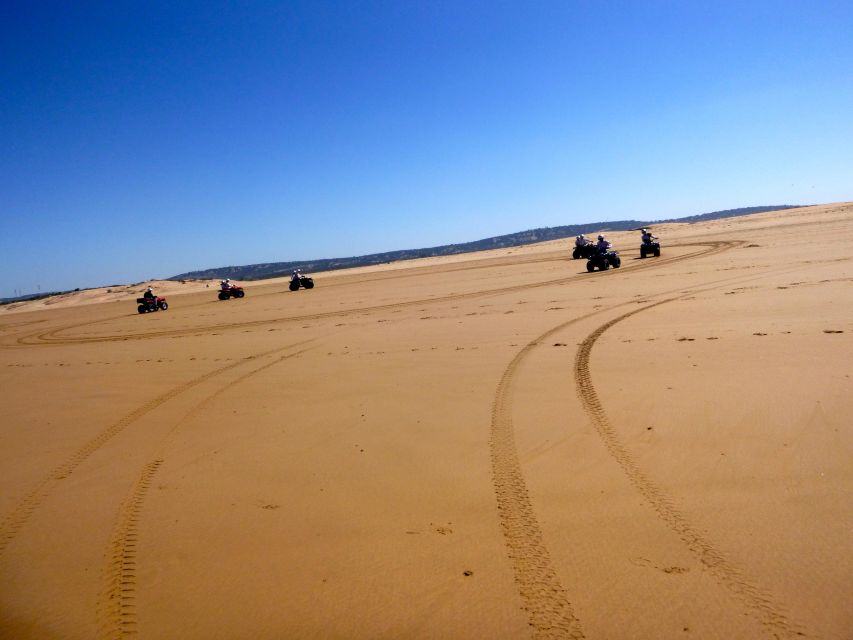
[137, 287, 168, 313]
[586, 235, 621, 272]
[639, 228, 661, 258]
[218, 278, 245, 300]
[289, 269, 315, 291]
[572, 234, 595, 259]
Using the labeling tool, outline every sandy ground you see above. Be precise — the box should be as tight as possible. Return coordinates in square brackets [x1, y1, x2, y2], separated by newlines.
[1, 203, 851, 639]
[0, 279, 232, 314]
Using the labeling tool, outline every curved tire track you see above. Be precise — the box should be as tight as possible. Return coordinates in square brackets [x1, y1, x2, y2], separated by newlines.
[488, 239, 807, 638]
[0, 340, 311, 558]
[491, 312, 595, 639]
[574, 301, 807, 638]
[98, 346, 310, 639]
[100, 458, 162, 639]
[18, 243, 736, 347]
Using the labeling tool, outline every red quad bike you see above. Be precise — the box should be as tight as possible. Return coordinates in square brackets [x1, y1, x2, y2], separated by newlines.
[137, 296, 168, 313]
[218, 286, 245, 300]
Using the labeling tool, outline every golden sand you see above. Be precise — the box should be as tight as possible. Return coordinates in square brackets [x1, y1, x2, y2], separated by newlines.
[1, 203, 851, 638]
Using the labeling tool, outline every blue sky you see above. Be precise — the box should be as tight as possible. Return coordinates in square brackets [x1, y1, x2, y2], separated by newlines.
[2, 1, 851, 297]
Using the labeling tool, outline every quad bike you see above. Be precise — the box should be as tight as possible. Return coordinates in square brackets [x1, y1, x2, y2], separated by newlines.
[137, 296, 168, 313]
[640, 240, 661, 258]
[572, 244, 596, 259]
[218, 286, 245, 300]
[289, 275, 315, 291]
[586, 250, 621, 272]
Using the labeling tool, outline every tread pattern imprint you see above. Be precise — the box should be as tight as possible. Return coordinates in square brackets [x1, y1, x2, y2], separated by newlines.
[487, 241, 736, 638]
[97, 345, 311, 639]
[491, 312, 597, 639]
[574, 300, 806, 638]
[489, 240, 808, 639]
[0, 341, 309, 559]
[0, 341, 309, 640]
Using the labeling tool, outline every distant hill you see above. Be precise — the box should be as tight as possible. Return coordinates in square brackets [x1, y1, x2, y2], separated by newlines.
[655, 205, 801, 224]
[1, 290, 65, 306]
[170, 205, 801, 281]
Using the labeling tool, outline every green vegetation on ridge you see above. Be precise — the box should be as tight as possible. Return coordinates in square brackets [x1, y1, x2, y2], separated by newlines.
[169, 206, 799, 282]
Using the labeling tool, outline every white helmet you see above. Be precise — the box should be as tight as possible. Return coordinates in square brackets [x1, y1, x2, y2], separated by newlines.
[598, 234, 604, 240]
[226, 278, 231, 283]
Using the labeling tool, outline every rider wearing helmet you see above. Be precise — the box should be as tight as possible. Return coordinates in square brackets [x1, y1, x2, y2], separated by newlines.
[641, 228, 657, 244]
[575, 234, 591, 248]
[143, 286, 155, 300]
[220, 279, 232, 291]
[595, 234, 611, 252]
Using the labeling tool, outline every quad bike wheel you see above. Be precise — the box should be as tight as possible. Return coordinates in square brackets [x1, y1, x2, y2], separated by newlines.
[159, 301, 168, 311]
[218, 291, 229, 300]
[235, 289, 245, 298]
[586, 262, 595, 273]
[138, 305, 147, 314]
[303, 280, 314, 289]
[613, 256, 621, 268]
[654, 248, 660, 257]
[289, 281, 300, 291]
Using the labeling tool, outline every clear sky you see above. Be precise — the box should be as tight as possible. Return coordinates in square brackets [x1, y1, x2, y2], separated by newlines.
[2, 1, 851, 297]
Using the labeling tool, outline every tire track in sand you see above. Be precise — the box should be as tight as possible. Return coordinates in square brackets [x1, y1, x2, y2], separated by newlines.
[0, 340, 311, 558]
[18, 242, 735, 346]
[98, 346, 310, 639]
[99, 458, 162, 639]
[488, 240, 800, 639]
[574, 300, 807, 639]
[491, 312, 596, 639]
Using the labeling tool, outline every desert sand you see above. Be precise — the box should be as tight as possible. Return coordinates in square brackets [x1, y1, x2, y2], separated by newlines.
[1, 203, 851, 639]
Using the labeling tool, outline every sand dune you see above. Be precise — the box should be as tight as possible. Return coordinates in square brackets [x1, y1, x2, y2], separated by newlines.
[1, 203, 851, 639]
[0, 279, 231, 314]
